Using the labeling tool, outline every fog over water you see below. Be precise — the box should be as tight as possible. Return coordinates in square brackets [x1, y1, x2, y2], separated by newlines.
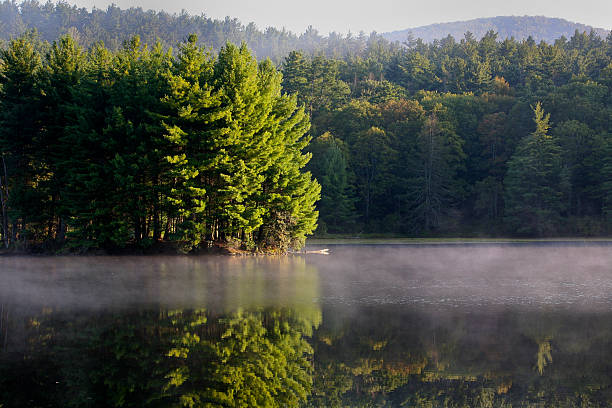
[2, 244, 612, 312]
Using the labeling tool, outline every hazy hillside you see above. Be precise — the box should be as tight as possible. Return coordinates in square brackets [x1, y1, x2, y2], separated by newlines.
[383, 16, 610, 43]
[2, 1, 611, 63]
[0, 0, 388, 61]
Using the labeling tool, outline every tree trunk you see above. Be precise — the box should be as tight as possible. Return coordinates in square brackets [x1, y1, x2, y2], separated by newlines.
[11, 220, 17, 243]
[163, 217, 171, 240]
[0, 177, 7, 248]
[56, 217, 66, 244]
[134, 218, 141, 244]
[153, 198, 161, 241]
[0, 155, 9, 248]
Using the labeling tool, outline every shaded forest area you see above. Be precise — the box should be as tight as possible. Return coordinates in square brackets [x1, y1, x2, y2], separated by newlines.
[290, 30, 612, 237]
[2, 2, 612, 250]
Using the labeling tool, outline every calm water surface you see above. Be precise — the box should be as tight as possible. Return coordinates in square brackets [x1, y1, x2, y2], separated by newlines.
[2, 244, 612, 407]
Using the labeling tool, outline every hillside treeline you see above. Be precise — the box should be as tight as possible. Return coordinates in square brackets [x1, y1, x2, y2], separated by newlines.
[288, 30, 612, 236]
[0, 34, 319, 252]
[0, 0, 391, 61]
[384, 16, 609, 44]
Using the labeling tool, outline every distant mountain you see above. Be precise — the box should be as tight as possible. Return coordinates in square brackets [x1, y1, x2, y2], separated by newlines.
[383, 16, 610, 44]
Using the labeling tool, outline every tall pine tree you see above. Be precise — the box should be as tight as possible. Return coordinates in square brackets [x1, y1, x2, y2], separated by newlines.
[504, 102, 564, 235]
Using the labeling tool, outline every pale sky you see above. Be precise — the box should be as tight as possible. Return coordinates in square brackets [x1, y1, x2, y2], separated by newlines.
[66, 0, 612, 35]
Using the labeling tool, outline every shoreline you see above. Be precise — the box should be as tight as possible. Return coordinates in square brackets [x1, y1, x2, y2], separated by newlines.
[307, 237, 612, 246]
[3, 237, 612, 256]
[0, 241, 260, 257]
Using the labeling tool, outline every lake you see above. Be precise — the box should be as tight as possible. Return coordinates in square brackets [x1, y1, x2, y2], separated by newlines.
[2, 243, 612, 406]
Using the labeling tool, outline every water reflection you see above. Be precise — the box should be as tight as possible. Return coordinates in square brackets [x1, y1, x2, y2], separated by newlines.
[310, 306, 612, 407]
[0, 307, 319, 407]
[2, 246, 612, 407]
[5, 305, 612, 407]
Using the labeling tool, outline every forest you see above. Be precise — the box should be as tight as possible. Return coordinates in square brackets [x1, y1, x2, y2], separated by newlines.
[1, 2, 612, 251]
[288, 30, 612, 237]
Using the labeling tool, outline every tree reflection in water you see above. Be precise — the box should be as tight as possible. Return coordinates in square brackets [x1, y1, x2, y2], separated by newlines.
[0, 307, 320, 407]
[308, 307, 612, 407]
[4, 305, 612, 407]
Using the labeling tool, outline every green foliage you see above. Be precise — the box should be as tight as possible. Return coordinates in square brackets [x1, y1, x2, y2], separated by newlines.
[163, 309, 315, 407]
[307, 132, 356, 234]
[406, 102, 465, 232]
[4, 307, 319, 407]
[504, 103, 565, 235]
[0, 33, 49, 245]
[351, 126, 396, 228]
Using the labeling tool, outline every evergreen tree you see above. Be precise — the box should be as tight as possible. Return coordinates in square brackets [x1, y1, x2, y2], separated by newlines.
[406, 104, 465, 232]
[281, 50, 309, 99]
[0, 33, 44, 245]
[159, 33, 227, 248]
[504, 102, 564, 235]
[211, 43, 274, 241]
[601, 132, 612, 230]
[351, 126, 395, 229]
[59, 41, 116, 248]
[103, 37, 173, 247]
[553, 120, 604, 217]
[254, 60, 320, 251]
[40, 34, 85, 244]
[307, 132, 355, 234]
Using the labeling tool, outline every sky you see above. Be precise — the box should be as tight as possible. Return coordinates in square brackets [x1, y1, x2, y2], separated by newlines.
[65, 0, 612, 35]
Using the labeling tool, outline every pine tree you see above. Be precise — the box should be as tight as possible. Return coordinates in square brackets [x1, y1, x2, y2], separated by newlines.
[103, 37, 173, 247]
[601, 133, 612, 230]
[351, 126, 395, 229]
[160, 34, 229, 248]
[282, 50, 309, 100]
[307, 132, 356, 233]
[553, 120, 604, 217]
[0, 34, 44, 245]
[504, 102, 564, 235]
[59, 42, 118, 248]
[40, 35, 85, 244]
[406, 104, 464, 232]
[211, 43, 273, 241]
[255, 71, 321, 250]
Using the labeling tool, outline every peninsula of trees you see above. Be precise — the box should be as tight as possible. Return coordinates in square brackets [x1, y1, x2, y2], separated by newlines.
[0, 34, 319, 252]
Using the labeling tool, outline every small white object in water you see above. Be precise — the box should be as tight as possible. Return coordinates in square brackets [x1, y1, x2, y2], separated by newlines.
[305, 248, 330, 255]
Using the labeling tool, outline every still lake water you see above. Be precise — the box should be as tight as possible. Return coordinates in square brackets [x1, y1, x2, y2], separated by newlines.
[2, 244, 612, 406]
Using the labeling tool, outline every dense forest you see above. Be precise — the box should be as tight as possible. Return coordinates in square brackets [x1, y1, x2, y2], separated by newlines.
[0, 33, 319, 252]
[288, 30, 612, 237]
[2, 2, 612, 252]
